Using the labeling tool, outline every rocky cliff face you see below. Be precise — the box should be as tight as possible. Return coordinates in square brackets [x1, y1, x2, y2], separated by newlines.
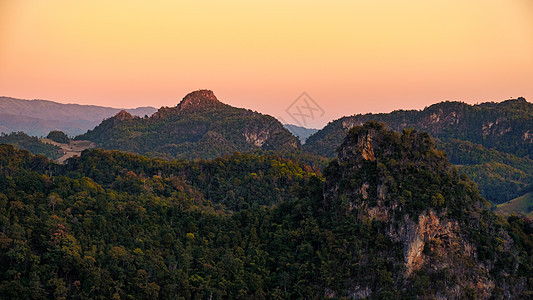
[113, 110, 133, 121]
[323, 122, 529, 299]
[177, 90, 225, 112]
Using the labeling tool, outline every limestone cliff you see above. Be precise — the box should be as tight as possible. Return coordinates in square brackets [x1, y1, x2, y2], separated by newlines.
[323, 121, 530, 299]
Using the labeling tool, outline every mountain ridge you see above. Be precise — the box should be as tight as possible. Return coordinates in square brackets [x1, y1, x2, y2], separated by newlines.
[77, 90, 300, 159]
[305, 97, 532, 157]
[283, 124, 319, 144]
[304, 98, 533, 204]
[0, 96, 157, 137]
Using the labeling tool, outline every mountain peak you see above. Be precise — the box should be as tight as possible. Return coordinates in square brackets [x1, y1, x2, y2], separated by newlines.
[114, 110, 133, 120]
[177, 90, 224, 111]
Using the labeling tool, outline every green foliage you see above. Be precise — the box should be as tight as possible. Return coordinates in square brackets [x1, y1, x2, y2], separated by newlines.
[326, 122, 478, 219]
[323, 123, 533, 297]
[46, 130, 70, 144]
[77, 101, 300, 160]
[0, 121, 531, 299]
[460, 162, 531, 204]
[305, 98, 533, 158]
[304, 100, 533, 205]
[0, 145, 325, 298]
[0, 132, 63, 160]
[439, 139, 533, 204]
[438, 139, 533, 172]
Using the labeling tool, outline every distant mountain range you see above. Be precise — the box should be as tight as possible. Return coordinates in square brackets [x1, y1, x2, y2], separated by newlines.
[77, 90, 300, 159]
[0, 96, 157, 137]
[283, 124, 319, 144]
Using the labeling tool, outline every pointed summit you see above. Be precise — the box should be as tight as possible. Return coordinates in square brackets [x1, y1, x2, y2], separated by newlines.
[177, 90, 224, 112]
[78, 89, 300, 159]
[114, 110, 133, 121]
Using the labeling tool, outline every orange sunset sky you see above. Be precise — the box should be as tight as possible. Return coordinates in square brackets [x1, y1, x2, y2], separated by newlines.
[1, 0, 532, 128]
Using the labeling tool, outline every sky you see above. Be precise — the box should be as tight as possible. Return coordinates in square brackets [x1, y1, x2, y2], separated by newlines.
[1, 0, 532, 128]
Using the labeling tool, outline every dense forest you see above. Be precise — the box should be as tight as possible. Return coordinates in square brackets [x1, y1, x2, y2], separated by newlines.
[305, 98, 532, 157]
[304, 98, 533, 205]
[1, 122, 531, 299]
[0, 132, 63, 160]
[437, 139, 533, 204]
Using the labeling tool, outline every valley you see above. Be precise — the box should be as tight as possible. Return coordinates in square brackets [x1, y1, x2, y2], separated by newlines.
[39, 138, 95, 163]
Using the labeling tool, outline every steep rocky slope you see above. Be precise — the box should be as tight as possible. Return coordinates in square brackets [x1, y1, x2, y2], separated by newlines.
[321, 122, 531, 298]
[77, 90, 300, 159]
[305, 98, 533, 205]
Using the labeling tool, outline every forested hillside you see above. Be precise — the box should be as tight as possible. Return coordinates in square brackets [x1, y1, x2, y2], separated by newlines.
[438, 139, 533, 204]
[305, 98, 532, 157]
[2, 96, 531, 207]
[304, 98, 533, 204]
[77, 90, 299, 160]
[1, 122, 531, 299]
[0, 132, 63, 160]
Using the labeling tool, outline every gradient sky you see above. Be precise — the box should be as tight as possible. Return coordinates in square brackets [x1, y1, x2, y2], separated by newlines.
[1, 0, 532, 128]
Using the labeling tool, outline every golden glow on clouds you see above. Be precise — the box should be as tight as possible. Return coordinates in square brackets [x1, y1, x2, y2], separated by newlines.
[1, 0, 532, 127]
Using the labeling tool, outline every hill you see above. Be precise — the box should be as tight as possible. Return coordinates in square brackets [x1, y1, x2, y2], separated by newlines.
[0, 132, 63, 160]
[0, 131, 95, 164]
[320, 122, 531, 298]
[0, 96, 156, 137]
[77, 90, 300, 160]
[305, 98, 532, 158]
[0, 123, 530, 298]
[304, 98, 533, 204]
[495, 192, 533, 218]
[437, 139, 533, 204]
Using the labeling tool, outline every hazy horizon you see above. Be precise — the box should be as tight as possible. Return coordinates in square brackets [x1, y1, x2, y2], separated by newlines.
[1, 0, 532, 127]
[2, 92, 530, 131]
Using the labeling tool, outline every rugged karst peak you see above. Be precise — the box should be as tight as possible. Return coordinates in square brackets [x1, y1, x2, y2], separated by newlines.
[177, 90, 223, 111]
[336, 121, 442, 166]
[337, 121, 388, 163]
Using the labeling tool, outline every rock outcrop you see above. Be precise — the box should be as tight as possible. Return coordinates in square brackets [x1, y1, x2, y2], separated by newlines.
[114, 110, 133, 121]
[323, 121, 528, 299]
[177, 90, 226, 112]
